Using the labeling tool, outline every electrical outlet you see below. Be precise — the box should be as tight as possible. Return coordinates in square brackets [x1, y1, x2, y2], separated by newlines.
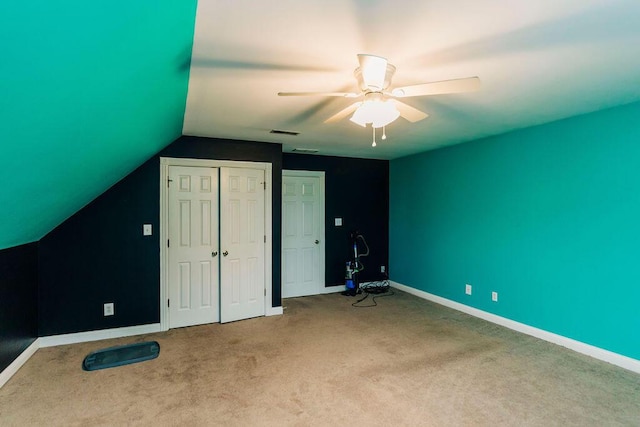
[492, 292, 498, 302]
[380, 265, 386, 273]
[104, 303, 114, 316]
[143, 224, 152, 236]
[465, 284, 472, 295]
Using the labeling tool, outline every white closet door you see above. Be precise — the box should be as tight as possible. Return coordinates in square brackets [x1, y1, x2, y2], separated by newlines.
[282, 173, 324, 298]
[168, 166, 219, 328]
[220, 167, 266, 323]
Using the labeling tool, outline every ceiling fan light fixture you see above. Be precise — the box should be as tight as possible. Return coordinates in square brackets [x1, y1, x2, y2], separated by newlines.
[372, 101, 400, 128]
[350, 98, 400, 128]
[349, 102, 369, 127]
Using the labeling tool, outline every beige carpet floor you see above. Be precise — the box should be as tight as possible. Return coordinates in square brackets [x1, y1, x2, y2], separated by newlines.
[1, 289, 639, 426]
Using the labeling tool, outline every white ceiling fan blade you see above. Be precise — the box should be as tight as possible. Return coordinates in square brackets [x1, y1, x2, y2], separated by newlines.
[393, 100, 429, 123]
[324, 102, 360, 124]
[392, 77, 480, 98]
[358, 54, 388, 91]
[278, 91, 358, 97]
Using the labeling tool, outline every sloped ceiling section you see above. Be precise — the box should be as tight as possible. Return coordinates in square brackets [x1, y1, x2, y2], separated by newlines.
[0, 1, 197, 249]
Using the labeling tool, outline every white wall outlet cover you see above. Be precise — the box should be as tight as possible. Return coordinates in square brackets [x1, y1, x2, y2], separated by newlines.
[104, 303, 114, 316]
[492, 292, 498, 302]
[143, 224, 152, 236]
[465, 284, 472, 295]
[334, 218, 342, 226]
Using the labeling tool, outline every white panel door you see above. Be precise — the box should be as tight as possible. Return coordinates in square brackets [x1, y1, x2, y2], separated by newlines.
[220, 167, 265, 323]
[168, 166, 219, 328]
[282, 173, 324, 298]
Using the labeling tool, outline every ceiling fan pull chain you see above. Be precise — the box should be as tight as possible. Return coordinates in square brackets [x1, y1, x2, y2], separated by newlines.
[372, 126, 377, 147]
[382, 126, 387, 140]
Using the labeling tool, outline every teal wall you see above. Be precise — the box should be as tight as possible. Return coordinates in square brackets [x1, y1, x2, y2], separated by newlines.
[0, 1, 197, 249]
[390, 101, 640, 360]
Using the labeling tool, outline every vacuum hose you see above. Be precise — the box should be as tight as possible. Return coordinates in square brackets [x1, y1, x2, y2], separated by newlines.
[344, 231, 370, 296]
[352, 232, 370, 273]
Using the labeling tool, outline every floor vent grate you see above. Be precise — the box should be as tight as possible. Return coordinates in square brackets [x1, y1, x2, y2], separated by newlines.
[82, 341, 160, 371]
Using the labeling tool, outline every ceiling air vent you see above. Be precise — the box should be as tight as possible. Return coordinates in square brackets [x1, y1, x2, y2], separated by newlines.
[270, 129, 300, 136]
[292, 148, 319, 153]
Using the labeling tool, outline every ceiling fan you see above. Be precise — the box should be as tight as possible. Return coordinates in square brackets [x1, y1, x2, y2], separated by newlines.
[278, 54, 480, 145]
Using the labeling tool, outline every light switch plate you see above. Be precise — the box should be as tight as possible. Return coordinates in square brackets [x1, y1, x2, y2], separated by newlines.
[335, 218, 342, 226]
[143, 224, 152, 236]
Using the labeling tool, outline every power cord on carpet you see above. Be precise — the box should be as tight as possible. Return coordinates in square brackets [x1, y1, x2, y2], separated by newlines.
[352, 279, 394, 307]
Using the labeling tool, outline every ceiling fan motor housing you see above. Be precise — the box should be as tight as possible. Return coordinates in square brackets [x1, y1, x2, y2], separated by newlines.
[354, 63, 397, 92]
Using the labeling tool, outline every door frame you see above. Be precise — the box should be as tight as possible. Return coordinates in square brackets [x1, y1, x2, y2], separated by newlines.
[282, 170, 326, 296]
[159, 157, 275, 331]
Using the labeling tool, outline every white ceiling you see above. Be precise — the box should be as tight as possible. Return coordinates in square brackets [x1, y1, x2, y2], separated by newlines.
[182, 0, 640, 160]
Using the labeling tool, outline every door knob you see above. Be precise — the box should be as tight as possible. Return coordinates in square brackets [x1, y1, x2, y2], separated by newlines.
[223, 251, 229, 257]
[314, 240, 320, 244]
[212, 251, 218, 257]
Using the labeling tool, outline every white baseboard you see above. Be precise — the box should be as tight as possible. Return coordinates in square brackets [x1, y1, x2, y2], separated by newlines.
[1, 324, 163, 389]
[266, 306, 284, 316]
[317, 281, 387, 296]
[282, 285, 344, 299]
[38, 323, 162, 348]
[0, 339, 41, 389]
[7, 285, 636, 390]
[320, 285, 344, 295]
[390, 281, 640, 374]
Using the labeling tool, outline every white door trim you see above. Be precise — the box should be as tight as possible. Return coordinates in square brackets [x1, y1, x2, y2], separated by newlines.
[282, 169, 326, 296]
[160, 157, 273, 331]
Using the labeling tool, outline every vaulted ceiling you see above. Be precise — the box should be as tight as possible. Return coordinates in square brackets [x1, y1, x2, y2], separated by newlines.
[184, 0, 640, 158]
[2, 0, 640, 249]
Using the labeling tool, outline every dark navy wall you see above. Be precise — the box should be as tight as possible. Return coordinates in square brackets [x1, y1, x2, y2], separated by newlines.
[39, 158, 160, 336]
[0, 243, 38, 371]
[283, 153, 389, 286]
[39, 136, 282, 336]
